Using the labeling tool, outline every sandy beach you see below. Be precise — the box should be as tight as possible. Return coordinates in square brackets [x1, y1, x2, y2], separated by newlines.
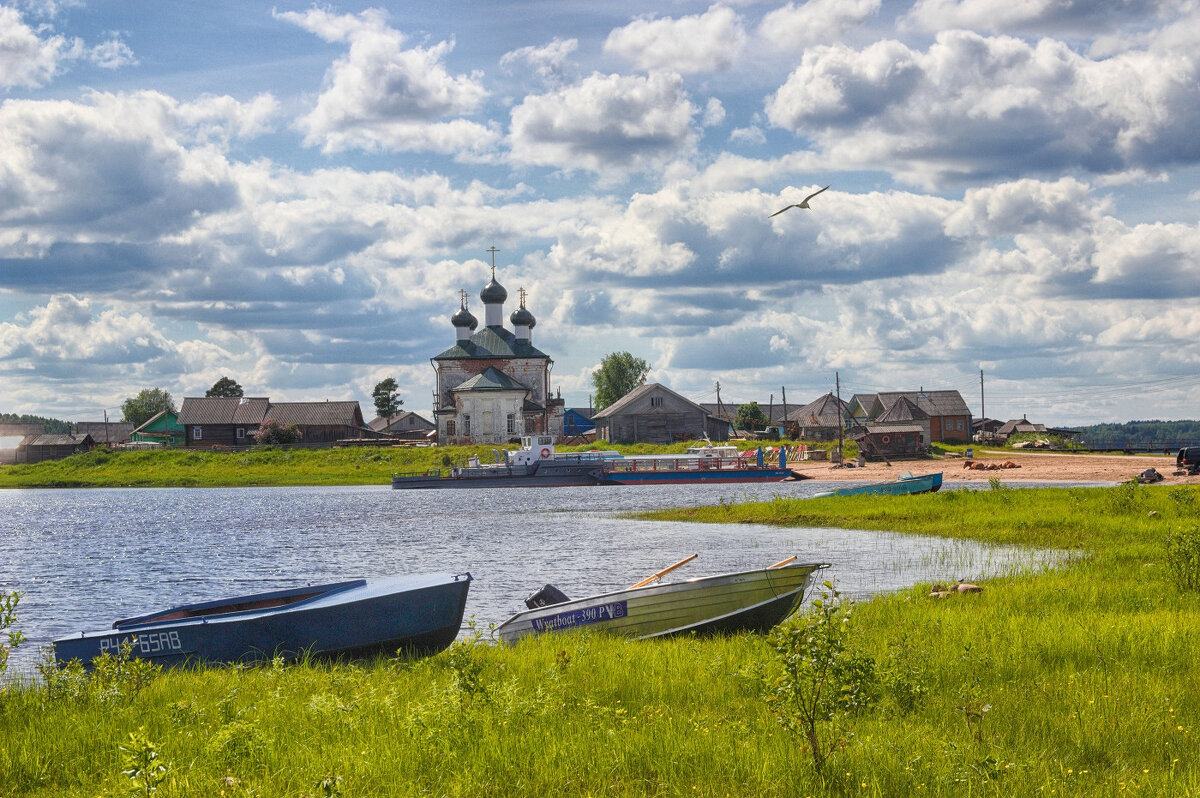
[791, 449, 1197, 485]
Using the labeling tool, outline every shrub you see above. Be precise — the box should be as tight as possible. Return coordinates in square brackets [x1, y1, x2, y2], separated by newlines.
[1165, 526, 1200, 592]
[254, 419, 300, 445]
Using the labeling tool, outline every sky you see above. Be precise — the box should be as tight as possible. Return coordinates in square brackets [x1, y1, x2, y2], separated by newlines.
[2, 0, 1199, 430]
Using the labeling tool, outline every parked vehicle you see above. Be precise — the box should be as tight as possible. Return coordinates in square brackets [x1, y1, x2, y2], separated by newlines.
[1178, 447, 1200, 474]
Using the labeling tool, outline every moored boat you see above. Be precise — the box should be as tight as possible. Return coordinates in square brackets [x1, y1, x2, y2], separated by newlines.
[812, 471, 943, 498]
[391, 436, 797, 489]
[53, 572, 472, 669]
[495, 557, 826, 645]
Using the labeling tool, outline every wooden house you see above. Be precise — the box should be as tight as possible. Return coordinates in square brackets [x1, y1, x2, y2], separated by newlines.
[848, 389, 972, 443]
[785, 393, 850, 441]
[130, 410, 185, 447]
[16, 433, 94, 463]
[178, 397, 367, 447]
[368, 411, 435, 441]
[593, 383, 726, 444]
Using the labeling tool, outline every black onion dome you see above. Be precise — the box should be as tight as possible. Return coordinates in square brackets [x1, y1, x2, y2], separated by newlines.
[480, 277, 507, 304]
[510, 305, 536, 328]
[451, 306, 478, 330]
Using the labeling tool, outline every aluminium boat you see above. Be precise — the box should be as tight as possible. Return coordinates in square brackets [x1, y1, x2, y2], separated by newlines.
[496, 557, 826, 645]
[811, 471, 943, 498]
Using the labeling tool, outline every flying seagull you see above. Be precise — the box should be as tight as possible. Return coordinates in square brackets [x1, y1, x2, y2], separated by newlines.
[769, 185, 830, 217]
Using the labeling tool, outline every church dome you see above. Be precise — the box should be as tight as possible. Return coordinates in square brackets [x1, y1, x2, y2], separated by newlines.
[451, 306, 478, 330]
[510, 305, 536, 328]
[480, 277, 507, 305]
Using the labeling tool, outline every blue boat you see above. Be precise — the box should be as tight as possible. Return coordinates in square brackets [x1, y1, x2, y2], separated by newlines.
[53, 572, 472, 669]
[812, 471, 943, 498]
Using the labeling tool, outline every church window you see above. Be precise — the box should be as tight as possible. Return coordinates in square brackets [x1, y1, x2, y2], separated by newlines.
[507, 413, 515, 434]
[464, 415, 471, 435]
[446, 420, 456, 436]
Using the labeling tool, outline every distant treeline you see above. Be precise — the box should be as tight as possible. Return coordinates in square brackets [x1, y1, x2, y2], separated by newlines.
[0, 412, 72, 434]
[1070, 419, 1200, 447]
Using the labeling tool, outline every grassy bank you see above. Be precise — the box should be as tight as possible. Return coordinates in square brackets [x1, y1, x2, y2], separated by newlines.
[0, 439, 815, 488]
[3, 484, 1198, 795]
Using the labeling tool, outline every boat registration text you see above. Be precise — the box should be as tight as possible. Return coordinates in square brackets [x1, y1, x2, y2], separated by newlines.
[530, 601, 628, 632]
[99, 630, 183, 656]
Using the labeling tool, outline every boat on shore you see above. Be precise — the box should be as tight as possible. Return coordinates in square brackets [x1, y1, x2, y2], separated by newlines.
[495, 556, 826, 645]
[811, 471, 943, 498]
[53, 572, 472, 669]
[391, 436, 797, 489]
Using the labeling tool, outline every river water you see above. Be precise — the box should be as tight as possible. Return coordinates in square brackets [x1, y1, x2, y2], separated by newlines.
[0, 481, 1070, 674]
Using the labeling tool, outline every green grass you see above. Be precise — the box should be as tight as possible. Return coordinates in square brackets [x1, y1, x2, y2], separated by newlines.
[4, 484, 1200, 795]
[0, 439, 817, 488]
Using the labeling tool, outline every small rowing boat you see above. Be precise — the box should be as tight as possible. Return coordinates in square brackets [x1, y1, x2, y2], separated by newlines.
[53, 572, 472, 669]
[496, 556, 826, 645]
[811, 471, 943, 498]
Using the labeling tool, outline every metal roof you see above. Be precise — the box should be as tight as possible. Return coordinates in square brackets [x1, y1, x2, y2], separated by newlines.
[593, 383, 706, 419]
[875, 390, 971, 417]
[264, 402, 364, 427]
[433, 325, 549, 360]
[178, 397, 270, 425]
[452, 366, 530, 393]
[786, 393, 849, 426]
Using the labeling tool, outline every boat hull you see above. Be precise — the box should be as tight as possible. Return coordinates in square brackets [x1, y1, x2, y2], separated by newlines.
[496, 562, 825, 645]
[813, 472, 943, 498]
[53, 573, 472, 669]
[604, 467, 795, 485]
[392, 462, 611, 489]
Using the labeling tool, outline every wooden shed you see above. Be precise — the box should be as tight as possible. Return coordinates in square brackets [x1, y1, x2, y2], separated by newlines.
[17, 433, 94, 463]
[852, 424, 925, 460]
[593, 383, 726, 444]
[368, 411, 436, 441]
[786, 393, 850, 441]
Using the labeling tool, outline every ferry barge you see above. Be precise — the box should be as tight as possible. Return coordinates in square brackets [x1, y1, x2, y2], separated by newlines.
[390, 436, 797, 489]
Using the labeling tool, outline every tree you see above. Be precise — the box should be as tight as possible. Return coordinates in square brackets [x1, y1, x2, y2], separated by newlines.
[736, 402, 769, 431]
[205, 376, 244, 398]
[121, 388, 176, 428]
[372, 378, 403, 426]
[591, 352, 650, 410]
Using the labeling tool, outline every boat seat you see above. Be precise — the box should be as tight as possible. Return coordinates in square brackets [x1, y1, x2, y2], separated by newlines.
[525, 584, 570, 609]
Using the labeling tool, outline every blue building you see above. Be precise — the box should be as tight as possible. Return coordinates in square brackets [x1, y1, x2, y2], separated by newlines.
[563, 407, 596, 437]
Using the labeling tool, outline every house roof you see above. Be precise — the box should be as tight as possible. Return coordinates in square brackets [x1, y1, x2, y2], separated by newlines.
[74, 421, 135, 442]
[852, 424, 924, 436]
[875, 390, 971, 417]
[179, 397, 365, 428]
[21, 433, 93, 447]
[566, 407, 595, 420]
[368, 411, 435, 432]
[451, 366, 531, 393]
[178, 397, 271, 425]
[433, 325, 549, 361]
[265, 401, 364, 427]
[876, 396, 929, 423]
[593, 383, 706, 419]
[786, 393, 849, 427]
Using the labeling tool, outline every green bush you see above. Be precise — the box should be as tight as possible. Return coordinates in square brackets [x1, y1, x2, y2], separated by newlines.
[1165, 525, 1200, 591]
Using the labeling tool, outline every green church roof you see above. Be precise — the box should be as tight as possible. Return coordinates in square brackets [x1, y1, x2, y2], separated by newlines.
[451, 366, 531, 393]
[433, 325, 549, 360]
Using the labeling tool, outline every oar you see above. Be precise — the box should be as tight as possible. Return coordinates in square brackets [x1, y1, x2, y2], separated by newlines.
[629, 554, 698, 589]
[769, 555, 798, 568]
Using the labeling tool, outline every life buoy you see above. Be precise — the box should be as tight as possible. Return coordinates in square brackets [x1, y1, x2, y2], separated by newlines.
[880, 435, 891, 445]
[540, 447, 551, 458]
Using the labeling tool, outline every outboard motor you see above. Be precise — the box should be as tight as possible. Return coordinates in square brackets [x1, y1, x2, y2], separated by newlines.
[524, 584, 570, 609]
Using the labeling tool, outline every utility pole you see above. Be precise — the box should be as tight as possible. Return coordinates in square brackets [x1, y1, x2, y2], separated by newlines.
[835, 372, 844, 457]
[980, 368, 985, 441]
[781, 386, 788, 437]
[715, 380, 724, 420]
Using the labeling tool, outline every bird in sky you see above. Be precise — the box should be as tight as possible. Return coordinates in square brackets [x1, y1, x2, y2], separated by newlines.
[769, 185, 830, 217]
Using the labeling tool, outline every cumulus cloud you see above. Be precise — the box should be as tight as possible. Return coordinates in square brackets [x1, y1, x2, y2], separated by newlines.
[0, 91, 241, 241]
[508, 72, 698, 174]
[905, 0, 1182, 35]
[765, 30, 1200, 187]
[499, 38, 577, 84]
[0, 4, 72, 88]
[604, 4, 747, 73]
[0, 294, 175, 375]
[757, 0, 881, 53]
[279, 7, 496, 155]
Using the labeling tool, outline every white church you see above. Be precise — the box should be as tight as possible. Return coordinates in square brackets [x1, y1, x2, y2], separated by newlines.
[431, 252, 564, 445]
